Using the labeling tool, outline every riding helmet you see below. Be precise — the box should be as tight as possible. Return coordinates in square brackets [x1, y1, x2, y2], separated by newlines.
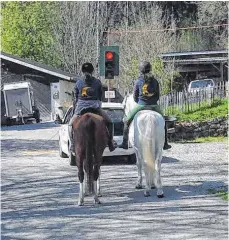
[139, 61, 152, 74]
[81, 62, 94, 74]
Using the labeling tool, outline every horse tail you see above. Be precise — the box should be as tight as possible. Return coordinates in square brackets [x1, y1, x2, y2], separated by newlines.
[143, 117, 155, 171]
[84, 115, 95, 194]
[137, 113, 158, 170]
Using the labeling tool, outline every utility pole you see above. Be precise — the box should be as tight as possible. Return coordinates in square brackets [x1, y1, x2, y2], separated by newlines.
[96, 1, 100, 78]
[125, 1, 128, 46]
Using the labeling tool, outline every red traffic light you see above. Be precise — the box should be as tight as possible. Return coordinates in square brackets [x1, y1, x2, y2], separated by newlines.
[105, 51, 114, 60]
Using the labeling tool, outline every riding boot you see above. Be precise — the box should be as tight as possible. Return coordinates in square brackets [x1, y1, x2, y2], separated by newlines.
[68, 125, 74, 153]
[118, 122, 129, 149]
[107, 122, 116, 152]
[163, 123, 172, 150]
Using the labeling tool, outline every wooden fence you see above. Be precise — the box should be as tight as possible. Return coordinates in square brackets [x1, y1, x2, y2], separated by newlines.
[159, 81, 228, 115]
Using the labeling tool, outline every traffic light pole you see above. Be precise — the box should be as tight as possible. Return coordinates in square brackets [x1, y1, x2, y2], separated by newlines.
[107, 35, 111, 102]
[107, 79, 110, 102]
[104, 78, 111, 102]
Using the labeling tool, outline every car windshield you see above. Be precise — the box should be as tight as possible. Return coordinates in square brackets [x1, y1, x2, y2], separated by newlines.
[191, 80, 214, 88]
[102, 108, 124, 123]
[63, 107, 73, 124]
[63, 107, 124, 124]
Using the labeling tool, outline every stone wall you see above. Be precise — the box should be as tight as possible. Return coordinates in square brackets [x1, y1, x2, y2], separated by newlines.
[169, 117, 228, 141]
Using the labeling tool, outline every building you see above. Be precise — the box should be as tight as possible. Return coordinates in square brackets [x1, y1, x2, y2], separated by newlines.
[1, 52, 123, 124]
[1, 52, 78, 123]
[161, 50, 228, 84]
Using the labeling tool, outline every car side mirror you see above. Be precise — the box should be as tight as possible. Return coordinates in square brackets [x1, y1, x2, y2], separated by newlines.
[55, 119, 63, 124]
[54, 114, 63, 124]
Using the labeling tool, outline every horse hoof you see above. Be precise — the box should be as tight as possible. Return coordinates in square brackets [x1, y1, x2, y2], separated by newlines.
[157, 194, 164, 198]
[78, 199, 84, 206]
[144, 192, 150, 197]
[135, 184, 143, 189]
[94, 200, 101, 205]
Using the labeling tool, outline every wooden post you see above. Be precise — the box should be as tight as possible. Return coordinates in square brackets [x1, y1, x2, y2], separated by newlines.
[220, 62, 224, 83]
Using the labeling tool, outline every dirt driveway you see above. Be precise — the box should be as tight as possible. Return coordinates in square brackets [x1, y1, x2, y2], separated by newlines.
[1, 122, 228, 240]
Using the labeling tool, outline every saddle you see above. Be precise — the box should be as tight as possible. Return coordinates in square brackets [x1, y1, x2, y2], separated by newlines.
[79, 108, 103, 121]
[79, 107, 99, 115]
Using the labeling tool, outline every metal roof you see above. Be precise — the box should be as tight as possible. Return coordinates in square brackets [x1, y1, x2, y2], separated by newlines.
[161, 50, 228, 58]
[163, 57, 228, 65]
[3, 81, 31, 91]
[1, 52, 77, 81]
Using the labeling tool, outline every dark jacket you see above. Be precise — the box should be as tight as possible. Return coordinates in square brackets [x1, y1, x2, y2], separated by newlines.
[75, 77, 103, 102]
[133, 76, 160, 105]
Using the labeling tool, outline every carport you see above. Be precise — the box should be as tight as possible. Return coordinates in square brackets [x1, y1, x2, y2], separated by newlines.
[1, 52, 77, 122]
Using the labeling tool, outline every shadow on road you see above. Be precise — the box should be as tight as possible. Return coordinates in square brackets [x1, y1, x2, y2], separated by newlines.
[103, 156, 179, 165]
[1, 121, 60, 132]
[1, 178, 227, 221]
[1, 138, 180, 165]
[161, 156, 179, 163]
[1, 139, 59, 152]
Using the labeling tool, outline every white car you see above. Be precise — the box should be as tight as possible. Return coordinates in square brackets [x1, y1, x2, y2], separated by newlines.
[58, 102, 136, 164]
[188, 79, 215, 93]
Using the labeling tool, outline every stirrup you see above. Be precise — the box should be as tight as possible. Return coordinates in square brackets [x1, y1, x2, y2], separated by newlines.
[108, 140, 117, 152]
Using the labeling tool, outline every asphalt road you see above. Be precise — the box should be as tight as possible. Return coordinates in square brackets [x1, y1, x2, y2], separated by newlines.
[1, 122, 228, 240]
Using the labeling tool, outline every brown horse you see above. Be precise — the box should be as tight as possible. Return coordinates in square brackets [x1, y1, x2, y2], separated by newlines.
[72, 111, 108, 206]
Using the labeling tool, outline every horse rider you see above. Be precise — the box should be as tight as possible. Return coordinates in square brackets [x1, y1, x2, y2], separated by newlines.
[118, 61, 172, 150]
[68, 62, 116, 153]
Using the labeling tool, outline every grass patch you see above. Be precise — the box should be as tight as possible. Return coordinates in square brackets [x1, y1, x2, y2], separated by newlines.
[185, 136, 227, 143]
[165, 99, 228, 122]
[208, 188, 228, 201]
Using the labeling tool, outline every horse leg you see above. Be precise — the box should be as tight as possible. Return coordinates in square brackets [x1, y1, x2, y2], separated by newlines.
[143, 165, 151, 197]
[135, 151, 143, 189]
[78, 164, 85, 206]
[97, 169, 101, 197]
[84, 171, 89, 196]
[154, 153, 164, 198]
[93, 165, 101, 204]
[151, 171, 156, 189]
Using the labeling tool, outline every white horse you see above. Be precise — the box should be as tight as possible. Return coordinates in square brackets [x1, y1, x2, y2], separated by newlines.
[123, 94, 165, 197]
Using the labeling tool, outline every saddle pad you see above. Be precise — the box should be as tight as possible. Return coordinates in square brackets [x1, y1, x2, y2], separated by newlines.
[86, 113, 104, 121]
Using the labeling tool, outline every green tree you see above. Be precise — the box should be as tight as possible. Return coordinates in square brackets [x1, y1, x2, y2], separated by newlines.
[1, 2, 60, 66]
[197, 1, 228, 49]
[152, 57, 180, 94]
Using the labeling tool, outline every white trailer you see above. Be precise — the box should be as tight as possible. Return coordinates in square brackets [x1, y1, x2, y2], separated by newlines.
[3, 82, 40, 125]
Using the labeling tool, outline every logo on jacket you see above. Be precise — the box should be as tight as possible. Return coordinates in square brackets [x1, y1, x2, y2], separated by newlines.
[81, 87, 94, 97]
[142, 83, 154, 97]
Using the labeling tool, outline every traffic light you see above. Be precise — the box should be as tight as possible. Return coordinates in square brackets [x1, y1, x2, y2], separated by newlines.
[105, 51, 115, 79]
[99, 46, 119, 77]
